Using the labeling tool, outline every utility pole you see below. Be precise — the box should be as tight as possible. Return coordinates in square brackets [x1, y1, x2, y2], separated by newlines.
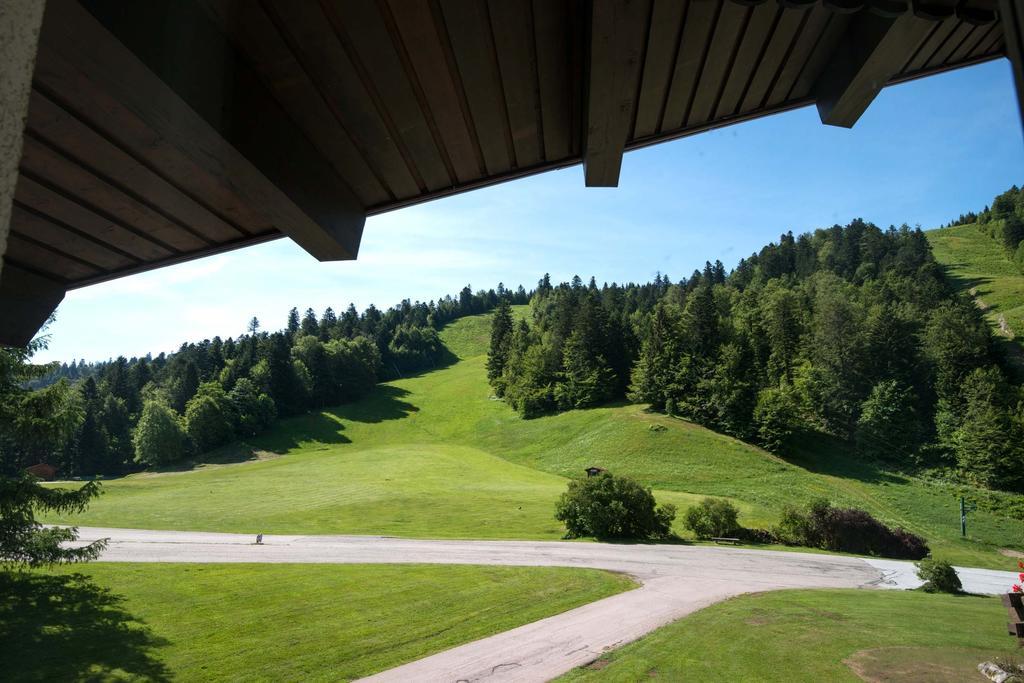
[960, 496, 977, 537]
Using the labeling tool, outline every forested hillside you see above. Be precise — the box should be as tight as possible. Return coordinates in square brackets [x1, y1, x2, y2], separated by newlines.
[0, 284, 528, 478]
[488, 221, 1024, 494]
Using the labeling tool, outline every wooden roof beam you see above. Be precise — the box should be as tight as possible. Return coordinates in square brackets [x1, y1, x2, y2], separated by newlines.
[71, 0, 365, 261]
[813, 7, 935, 127]
[999, 0, 1024, 134]
[582, 0, 649, 187]
[0, 264, 65, 347]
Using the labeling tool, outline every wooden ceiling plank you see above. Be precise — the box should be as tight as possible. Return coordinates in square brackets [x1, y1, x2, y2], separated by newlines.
[903, 18, 958, 72]
[0, 263, 66, 348]
[199, 0, 393, 206]
[533, 0, 575, 159]
[68, 0, 365, 260]
[5, 233, 100, 281]
[27, 89, 248, 243]
[633, 0, 688, 139]
[15, 175, 173, 261]
[767, 5, 842, 106]
[739, 5, 806, 113]
[488, 0, 544, 168]
[925, 20, 978, 68]
[31, 48, 276, 239]
[715, 2, 781, 119]
[947, 21, 989, 63]
[438, 0, 515, 175]
[814, 11, 935, 127]
[583, 0, 650, 187]
[661, 0, 723, 131]
[689, 2, 752, 126]
[19, 136, 209, 252]
[379, 0, 480, 185]
[972, 22, 1004, 57]
[11, 203, 137, 271]
[262, 0, 423, 199]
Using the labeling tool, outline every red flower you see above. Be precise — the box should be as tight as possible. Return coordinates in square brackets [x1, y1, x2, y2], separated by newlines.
[1019, 561, 1024, 570]
[1020, 573, 1024, 582]
[1014, 585, 1023, 594]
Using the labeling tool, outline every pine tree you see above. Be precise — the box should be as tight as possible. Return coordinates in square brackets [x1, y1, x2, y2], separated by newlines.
[487, 300, 515, 390]
[301, 307, 319, 337]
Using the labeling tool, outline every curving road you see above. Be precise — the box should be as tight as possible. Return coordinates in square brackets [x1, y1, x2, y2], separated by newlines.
[70, 528, 1018, 682]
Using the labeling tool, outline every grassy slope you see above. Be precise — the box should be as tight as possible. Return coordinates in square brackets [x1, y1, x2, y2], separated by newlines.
[3, 563, 633, 682]
[926, 223, 1024, 341]
[48, 308, 1023, 567]
[559, 589, 1017, 682]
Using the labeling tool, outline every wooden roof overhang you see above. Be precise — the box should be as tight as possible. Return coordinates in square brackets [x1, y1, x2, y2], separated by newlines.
[0, 0, 1011, 346]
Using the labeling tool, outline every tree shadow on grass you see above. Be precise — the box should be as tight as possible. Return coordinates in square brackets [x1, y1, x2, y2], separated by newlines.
[380, 346, 460, 381]
[781, 430, 907, 486]
[322, 384, 420, 425]
[117, 385, 422, 475]
[0, 572, 171, 681]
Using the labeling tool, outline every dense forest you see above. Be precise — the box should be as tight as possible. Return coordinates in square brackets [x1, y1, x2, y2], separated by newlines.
[488, 220, 1024, 494]
[0, 284, 529, 478]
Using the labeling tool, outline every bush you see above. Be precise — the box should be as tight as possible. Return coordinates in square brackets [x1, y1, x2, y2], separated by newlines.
[684, 498, 740, 539]
[773, 498, 929, 559]
[915, 556, 962, 593]
[555, 472, 676, 540]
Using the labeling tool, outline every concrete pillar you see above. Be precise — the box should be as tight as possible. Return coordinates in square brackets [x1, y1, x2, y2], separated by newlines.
[0, 0, 46, 283]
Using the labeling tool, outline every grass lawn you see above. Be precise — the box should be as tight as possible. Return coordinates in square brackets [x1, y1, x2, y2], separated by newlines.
[927, 223, 1024, 349]
[46, 309, 1024, 568]
[1, 563, 634, 682]
[559, 589, 1020, 682]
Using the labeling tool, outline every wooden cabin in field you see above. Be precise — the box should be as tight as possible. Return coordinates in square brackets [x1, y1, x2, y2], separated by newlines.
[585, 467, 606, 478]
[25, 463, 58, 481]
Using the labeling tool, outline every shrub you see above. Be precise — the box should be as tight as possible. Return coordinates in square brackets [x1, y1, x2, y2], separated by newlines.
[915, 556, 962, 593]
[773, 498, 929, 559]
[684, 498, 740, 539]
[555, 472, 676, 540]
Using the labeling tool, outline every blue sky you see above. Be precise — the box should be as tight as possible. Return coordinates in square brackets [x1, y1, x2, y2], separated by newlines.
[38, 58, 1024, 364]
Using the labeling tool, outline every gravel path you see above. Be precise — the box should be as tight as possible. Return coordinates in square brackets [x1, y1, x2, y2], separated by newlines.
[70, 528, 1018, 682]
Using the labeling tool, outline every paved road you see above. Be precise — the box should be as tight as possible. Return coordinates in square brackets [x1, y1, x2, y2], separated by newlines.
[71, 528, 1018, 682]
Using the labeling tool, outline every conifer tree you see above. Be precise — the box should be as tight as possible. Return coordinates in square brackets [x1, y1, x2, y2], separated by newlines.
[487, 300, 515, 389]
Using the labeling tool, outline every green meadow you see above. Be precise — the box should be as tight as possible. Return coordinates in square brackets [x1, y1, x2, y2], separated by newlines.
[927, 223, 1024, 343]
[46, 308, 1024, 568]
[3, 563, 633, 682]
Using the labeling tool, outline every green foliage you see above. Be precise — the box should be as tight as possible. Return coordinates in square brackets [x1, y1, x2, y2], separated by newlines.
[555, 472, 676, 540]
[683, 498, 740, 539]
[0, 474, 106, 568]
[0, 337, 105, 567]
[753, 384, 798, 452]
[184, 382, 237, 452]
[855, 380, 920, 460]
[950, 367, 1024, 491]
[915, 556, 962, 593]
[229, 378, 276, 437]
[487, 299, 514, 391]
[133, 401, 187, 466]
